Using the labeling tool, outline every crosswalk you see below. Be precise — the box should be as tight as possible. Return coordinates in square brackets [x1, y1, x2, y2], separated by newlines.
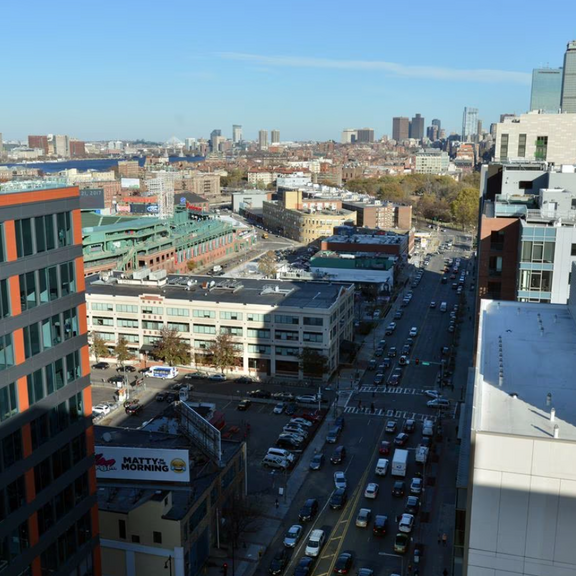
[343, 407, 436, 421]
[359, 386, 425, 395]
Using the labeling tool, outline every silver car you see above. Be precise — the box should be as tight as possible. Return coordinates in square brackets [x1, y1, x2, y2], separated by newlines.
[283, 524, 303, 547]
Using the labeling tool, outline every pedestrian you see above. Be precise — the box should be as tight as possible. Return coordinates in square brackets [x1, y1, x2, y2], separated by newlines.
[442, 533, 448, 546]
[275, 498, 279, 509]
[358, 400, 362, 409]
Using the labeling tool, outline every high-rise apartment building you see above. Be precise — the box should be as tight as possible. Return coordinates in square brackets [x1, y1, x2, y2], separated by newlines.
[409, 114, 424, 140]
[530, 67, 562, 113]
[561, 40, 576, 113]
[28, 136, 49, 155]
[258, 129, 268, 150]
[392, 117, 410, 141]
[356, 128, 374, 143]
[462, 107, 479, 141]
[69, 140, 86, 157]
[0, 181, 99, 576]
[53, 135, 70, 157]
[426, 126, 438, 141]
[271, 129, 280, 144]
[232, 124, 242, 144]
[209, 129, 221, 152]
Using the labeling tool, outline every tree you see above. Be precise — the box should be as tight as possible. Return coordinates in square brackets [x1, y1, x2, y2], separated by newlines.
[115, 336, 133, 369]
[221, 494, 264, 549]
[299, 347, 329, 378]
[152, 326, 191, 367]
[91, 332, 109, 362]
[451, 187, 479, 229]
[257, 251, 278, 278]
[206, 333, 237, 374]
[186, 259, 197, 272]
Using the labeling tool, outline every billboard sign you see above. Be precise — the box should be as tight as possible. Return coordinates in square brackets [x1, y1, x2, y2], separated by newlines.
[130, 203, 159, 214]
[177, 402, 222, 466]
[79, 188, 105, 210]
[121, 177, 140, 189]
[94, 446, 190, 482]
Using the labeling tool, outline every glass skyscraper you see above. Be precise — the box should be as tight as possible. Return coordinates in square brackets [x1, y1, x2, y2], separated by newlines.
[461, 107, 478, 142]
[530, 68, 562, 113]
[561, 41, 576, 113]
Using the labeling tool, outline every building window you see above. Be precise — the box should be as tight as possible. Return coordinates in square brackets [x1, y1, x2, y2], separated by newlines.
[303, 332, 323, 343]
[303, 317, 323, 326]
[275, 330, 299, 341]
[248, 344, 271, 354]
[572, 244, 576, 257]
[131, 535, 140, 543]
[0, 383, 18, 423]
[93, 316, 114, 327]
[0, 334, 14, 372]
[247, 328, 270, 339]
[535, 136, 548, 160]
[117, 318, 139, 328]
[142, 320, 164, 330]
[499, 134, 509, 159]
[119, 520, 126, 540]
[167, 308, 189, 317]
[153, 531, 162, 544]
[167, 322, 190, 333]
[0, 280, 10, 318]
[518, 181, 533, 190]
[193, 310, 215, 319]
[116, 304, 138, 313]
[275, 315, 299, 325]
[193, 325, 216, 334]
[221, 326, 242, 336]
[489, 230, 504, 250]
[92, 302, 113, 312]
[142, 305, 163, 314]
[247, 313, 271, 323]
[518, 134, 526, 157]
[220, 311, 243, 321]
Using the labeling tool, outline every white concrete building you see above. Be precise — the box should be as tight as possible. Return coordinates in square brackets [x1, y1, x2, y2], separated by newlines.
[86, 273, 354, 381]
[466, 293, 576, 576]
[276, 172, 312, 189]
[495, 112, 576, 165]
[414, 149, 450, 174]
[341, 129, 358, 144]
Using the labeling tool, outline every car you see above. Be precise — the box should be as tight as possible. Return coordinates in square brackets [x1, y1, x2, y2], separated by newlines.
[385, 322, 396, 335]
[420, 436, 433, 448]
[290, 417, 313, 428]
[385, 420, 397, 433]
[268, 549, 289, 575]
[334, 553, 353, 574]
[392, 481, 406, 498]
[355, 508, 372, 528]
[305, 529, 326, 558]
[372, 515, 388, 536]
[155, 392, 166, 402]
[326, 427, 340, 444]
[248, 389, 272, 399]
[234, 376, 253, 384]
[395, 433, 409, 447]
[448, 323, 455, 333]
[368, 359, 376, 370]
[357, 569, 373, 576]
[184, 371, 207, 380]
[424, 390, 443, 399]
[388, 346, 397, 357]
[374, 347, 384, 357]
[282, 428, 307, 441]
[296, 394, 318, 404]
[394, 533, 409, 554]
[382, 357, 392, 368]
[92, 403, 111, 416]
[403, 419, 416, 433]
[125, 402, 143, 416]
[427, 398, 450, 409]
[272, 392, 295, 401]
[171, 383, 184, 391]
[335, 415, 345, 429]
[329, 488, 348, 509]
[411, 478, 423, 495]
[276, 436, 301, 449]
[92, 362, 110, 370]
[401, 344, 411, 355]
[208, 374, 227, 381]
[379, 441, 391, 455]
[118, 365, 136, 373]
[399, 513, 415, 533]
[333, 471, 347, 490]
[389, 368, 403, 386]
[364, 483, 379, 499]
[405, 496, 420, 515]
[285, 403, 297, 416]
[283, 524, 303, 548]
[273, 402, 285, 414]
[441, 276, 448, 284]
[309, 453, 324, 470]
[409, 327, 418, 337]
[165, 392, 177, 403]
[394, 310, 403, 319]
[430, 301, 437, 308]
[374, 373, 384, 386]
[108, 375, 124, 384]
[330, 446, 346, 464]
[299, 498, 319, 522]
[294, 557, 315, 576]
[237, 399, 252, 411]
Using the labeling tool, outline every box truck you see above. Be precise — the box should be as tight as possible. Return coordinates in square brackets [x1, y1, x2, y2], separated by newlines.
[391, 449, 408, 477]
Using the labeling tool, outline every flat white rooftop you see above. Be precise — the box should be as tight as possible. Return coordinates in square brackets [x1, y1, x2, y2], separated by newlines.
[476, 299, 576, 441]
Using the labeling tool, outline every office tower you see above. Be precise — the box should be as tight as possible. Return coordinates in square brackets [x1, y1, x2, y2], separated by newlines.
[53, 134, 70, 157]
[392, 117, 410, 141]
[426, 126, 438, 141]
[232, 124, 242, 144]
[0, 132, 3, 154]
[271, 129, 280, 144]
[431, 118, 441, 133]
[0, 182, 99, 575]
[28, 135, 49, 155]
[184, 137, 197, 151]
[530, 68, 562, 112]
[561, 40, 576, 112]
[490, 123, 497, 138]
[356, 128, 375, 143]
[462, 107, 479, 142]
[209, 129, 221, 152]
[341, 129, 357, 144]
[258, 129, 268, 150]
[409, 114, 424, 140]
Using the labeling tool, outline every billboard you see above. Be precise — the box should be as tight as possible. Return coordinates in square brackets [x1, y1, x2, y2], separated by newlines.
[94, 446, 190, 482]
[177, 402, 222, 466]
[130, 203, 159, 214]
[121, 177, 140, 189]
[79, 188, 105, 210]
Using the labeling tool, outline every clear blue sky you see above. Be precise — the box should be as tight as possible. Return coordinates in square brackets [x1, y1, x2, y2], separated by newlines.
[3, 0, 576, 142]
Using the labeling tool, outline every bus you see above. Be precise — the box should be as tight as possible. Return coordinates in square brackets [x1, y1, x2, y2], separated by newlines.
[145, 366, 179, 379]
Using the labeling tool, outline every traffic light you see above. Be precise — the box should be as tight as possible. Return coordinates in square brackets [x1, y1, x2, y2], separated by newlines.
[415, 358, 420, 365]
[222, 563, 228, 576]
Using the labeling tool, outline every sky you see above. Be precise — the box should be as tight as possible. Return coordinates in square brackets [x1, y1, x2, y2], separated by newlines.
[3, 0, 576, 143]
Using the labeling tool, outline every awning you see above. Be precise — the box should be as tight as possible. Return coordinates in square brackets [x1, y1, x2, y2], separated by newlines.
[139, 344, 155, 353]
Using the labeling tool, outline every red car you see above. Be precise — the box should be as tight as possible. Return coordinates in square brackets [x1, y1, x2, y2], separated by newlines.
[379, 441, 391, 455]
[300, 410, 322, 423]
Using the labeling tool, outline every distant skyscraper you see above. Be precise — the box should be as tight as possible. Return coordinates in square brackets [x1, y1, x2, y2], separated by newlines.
[477, 120, 483, 137]
[0, 132, 3, 154]
[53, 134, 70, 157]
[210, 129, 221, 152]
[409, 114, 424, 140]
[341, 129, 357, 144]
[462, 107, 479, 141]
[392, 117, 410, 141]
[426, 126, 438, 141]
[561, 41, 576, 113]
[530, 68, 562, 112]
[232, 124, 242, 144]
[356, 128, 375, 143]
[258, 129, 268, 150]
[271, 129, 280, 144]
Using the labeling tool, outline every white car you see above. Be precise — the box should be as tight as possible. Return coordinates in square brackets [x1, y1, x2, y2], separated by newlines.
[410, 477, 423, 494]
[430, 301, 436, 308]
[289, 418, 313, 428]
[209, 374, 226, 381]
[283, 524, 303, 548]
[283, 425, 308, 437]
[334, 471, 347, 490]
[427, 398, 450, 409]
[305, 529, 326, 557]
[93, 403, 111, 416]
[409, 327, 418, 337]
[424, 390, 443, 399]
[364, 483, 379, 499]
[356, 508, 372, 528]
[399, 513, 415, 533]
[296, 394, 318, 404]
[273, 403, 285, 414]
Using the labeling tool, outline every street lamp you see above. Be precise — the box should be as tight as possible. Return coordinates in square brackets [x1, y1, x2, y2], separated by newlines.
[164, 555, 173, 576]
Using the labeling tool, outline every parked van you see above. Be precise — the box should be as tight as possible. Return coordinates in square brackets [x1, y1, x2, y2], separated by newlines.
[261, 454, 290, 469]
[375, 458, 389, 476]
[267, 448, 295, 463]
[440, 302, 447, 312]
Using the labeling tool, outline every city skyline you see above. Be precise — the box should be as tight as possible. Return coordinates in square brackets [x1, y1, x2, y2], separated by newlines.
[2, 0, 576, 141]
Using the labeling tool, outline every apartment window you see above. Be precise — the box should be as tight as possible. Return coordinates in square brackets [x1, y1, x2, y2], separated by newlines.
[193, 325, 216, 334]
[92, 302, 113, 312]
[0, 279, 10, 318]
[248, 344, 271, 354]
[572, 243, 576, 257]
[15, 218, 33, 257]
[303, 317, 323, 326]
[93, 316, 114, 327]
[275, 346, 299, 357]
[0, 383, 18, 423]
[0, 521, 29, 566]
[194, 340, 212, 349]
[119, 333, 140, 343]
[303, 332, 323, 343]
[499, 134, 509, 159]
[275, 315, 299, 325]
[142, 320, 164, 330]
[247, 313, 271, 323]
[56, 212, 73, 247]
[119, 521, 127, 540]
[131, 535, 140, 544]
[167, 308, 190, 317]
[153, 531, 162, 544]
[247, 328, 270, 339]
[275, 330, 299, 341]
[221, 326, 243, 336]
[220, 311, 243, 321]
[23, 323, 42, 358]
[116, 304, 138, 313]
[60, 261, 76, 296]
[142, 305, 163, 314]
[193, 310, 215, 319]
[117, 318, 139, 328]
[518, 134, 527, 157]
[1, 429, 23, 472]
[0, 334, 14, 371]
[168, 322, 190, 332]
[522, 241, 555, 263]
[535, 136, 548, 160]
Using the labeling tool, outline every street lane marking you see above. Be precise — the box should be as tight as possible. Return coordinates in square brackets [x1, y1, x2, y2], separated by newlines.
[342, 407, 436, 421]
[359, 386, 424, 395]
